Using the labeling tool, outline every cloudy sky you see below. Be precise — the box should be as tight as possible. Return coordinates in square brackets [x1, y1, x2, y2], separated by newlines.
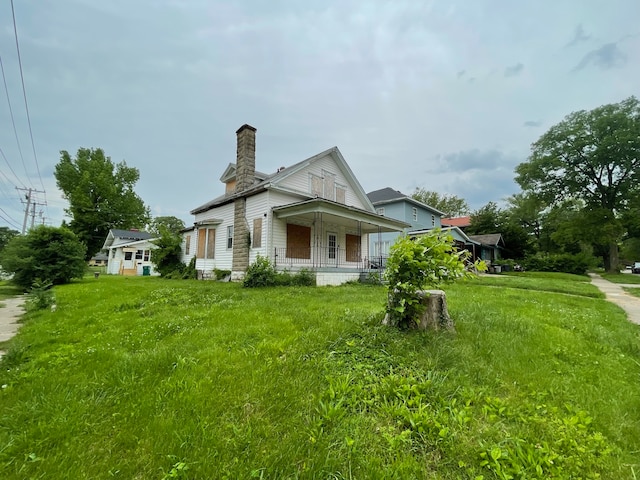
[1, 0, 638, 230]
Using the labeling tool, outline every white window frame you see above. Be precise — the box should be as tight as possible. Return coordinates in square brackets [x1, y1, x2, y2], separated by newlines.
[376, 207, 385, 216]
[412, 207, 418, 222]
[227, 225, 234, 249]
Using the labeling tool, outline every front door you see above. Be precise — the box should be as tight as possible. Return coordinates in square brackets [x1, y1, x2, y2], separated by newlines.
[123, 251, 134, 270]
[327, 233, 337, 266]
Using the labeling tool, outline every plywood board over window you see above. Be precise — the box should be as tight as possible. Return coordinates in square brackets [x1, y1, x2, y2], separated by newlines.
[197, 228, 207, 258]
[286, 224, 311, 259]
[336, 186, 346, 204]
[252, 218, 263, 248]
[206, 228, 215, 259]
[323, 173, 335, 201]
[346, 234, 361, 262]
[311, 174, 323, 197]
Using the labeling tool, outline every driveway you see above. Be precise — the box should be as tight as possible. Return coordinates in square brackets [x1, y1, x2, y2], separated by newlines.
[589, 273, 640, 325]
[0, 296, 26, 360]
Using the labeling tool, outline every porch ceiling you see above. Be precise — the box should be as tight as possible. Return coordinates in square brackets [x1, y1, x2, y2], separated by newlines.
[273, 199, 409, 233]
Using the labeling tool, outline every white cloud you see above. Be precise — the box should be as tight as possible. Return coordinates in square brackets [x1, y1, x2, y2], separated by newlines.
[0, 0, 639, 228]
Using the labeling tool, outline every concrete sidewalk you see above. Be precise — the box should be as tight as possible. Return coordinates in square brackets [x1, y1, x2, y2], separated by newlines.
[588, 273, 640, 325]
[0, 296, 26, 360]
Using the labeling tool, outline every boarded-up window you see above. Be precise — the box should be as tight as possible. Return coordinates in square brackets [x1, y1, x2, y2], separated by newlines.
[185, 235, 191, 255]
[336, 186, 346, 204]
[323, 173, 335, 201]
[286, 224, 311, 259]
[206, 229, 215, 259]
[346, 234, 361, 262]
[311, 174, 323, 197]
[252, 218, 263, 248]
[197, 228, 207, 258]
[225, 180, 236, 194]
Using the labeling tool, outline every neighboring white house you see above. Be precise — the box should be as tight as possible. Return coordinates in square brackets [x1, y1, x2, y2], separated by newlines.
[102, 229, 159, 276]
[182, 124, 408, 286]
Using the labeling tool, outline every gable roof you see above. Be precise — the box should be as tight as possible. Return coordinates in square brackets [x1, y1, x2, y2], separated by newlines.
[191, 146, 374, 215]
[367, 187, 407, 203]
[102, 229, 156, 250]
[366, 187, 445, 216]
[409, 226, 480, 245]
[441, 216, 471, 228]
[219, 163, 270, 184]
[468, 233, 504, 247]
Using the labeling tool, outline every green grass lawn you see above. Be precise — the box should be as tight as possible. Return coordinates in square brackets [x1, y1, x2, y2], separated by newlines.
[601, 273, 640, 284]
[0, 282, 22, 305]
[624, 287, 640, 298]
[0, 274, 639, 479]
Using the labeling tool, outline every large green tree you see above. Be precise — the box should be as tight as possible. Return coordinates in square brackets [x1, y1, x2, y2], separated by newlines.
[410, 188, 470, 218]
[515, 97, 640, 272]
[148, 215, 187, 277]
[467, 202, 532, 259]
[0, 225, 86, 290]
[0, 226, 19, 253]
[55, 148, 150, 260]
[148, 216, 185, 237]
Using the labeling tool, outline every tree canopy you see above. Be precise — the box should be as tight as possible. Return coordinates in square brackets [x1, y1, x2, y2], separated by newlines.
[149, 216, 187, 277]
[410, 188, 470, 218]
[55, 148, 150, 260]
[148, 216, 186, 237]
[0, 225, 87, 290]
[0, 226, 19, 253]
[515, 96, 640, 272]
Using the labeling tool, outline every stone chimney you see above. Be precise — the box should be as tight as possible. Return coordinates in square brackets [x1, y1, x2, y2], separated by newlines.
[235, 124, 256, 192]
[231, 124, 256, 281]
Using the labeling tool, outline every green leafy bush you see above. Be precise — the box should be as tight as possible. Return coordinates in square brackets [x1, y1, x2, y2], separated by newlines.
[183, 257, 197, 279]
[213, 269, 231, 280]
[151, 231, 184, 277]
[523, 252, 594, 275]
[243, 255, 277, 287]
[243, 256, 316, 287]
[0, 225, 87, 290]
[384, 232, 482, 328]
[25, 280, 56, 312]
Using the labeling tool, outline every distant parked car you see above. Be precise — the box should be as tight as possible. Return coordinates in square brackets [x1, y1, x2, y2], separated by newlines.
[632, 262, 640, 274]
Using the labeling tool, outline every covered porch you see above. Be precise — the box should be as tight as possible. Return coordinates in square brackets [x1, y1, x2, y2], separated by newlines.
[271, 199, 409, 272]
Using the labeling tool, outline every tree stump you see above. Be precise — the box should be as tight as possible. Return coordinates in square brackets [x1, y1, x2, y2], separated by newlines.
[416, 290, 454, 332]
[383, 289, 454, 331]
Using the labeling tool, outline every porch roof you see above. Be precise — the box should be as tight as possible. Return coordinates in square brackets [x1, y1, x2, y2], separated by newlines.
[272, 198, 410, 233]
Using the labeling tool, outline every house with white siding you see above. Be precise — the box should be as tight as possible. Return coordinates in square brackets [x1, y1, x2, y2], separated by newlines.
[182, 124, 408, 286]
[102, 229, 159, 276]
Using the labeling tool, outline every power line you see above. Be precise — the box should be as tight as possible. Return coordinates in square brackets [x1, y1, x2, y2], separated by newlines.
[0, 145, 27, 189]
[0, 206, 21, 230]
[10, 0, 48, 218]
[0, 54, 31, 188]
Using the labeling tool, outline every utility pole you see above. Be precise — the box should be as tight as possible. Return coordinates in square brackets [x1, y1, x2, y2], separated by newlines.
[30, 202, 36, 229]
[17, 187, 46, 234]
[20, 187, 32, 234]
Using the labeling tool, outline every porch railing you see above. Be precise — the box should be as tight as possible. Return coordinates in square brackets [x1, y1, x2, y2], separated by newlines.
[273, 247, 388, 270]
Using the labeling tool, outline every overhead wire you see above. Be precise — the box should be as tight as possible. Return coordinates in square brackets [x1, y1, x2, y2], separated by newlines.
[0, 206, 21, 230]
[0, 54, 32, 188]
[10, 0, 49, 219]
[0, 145, 27, 189]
